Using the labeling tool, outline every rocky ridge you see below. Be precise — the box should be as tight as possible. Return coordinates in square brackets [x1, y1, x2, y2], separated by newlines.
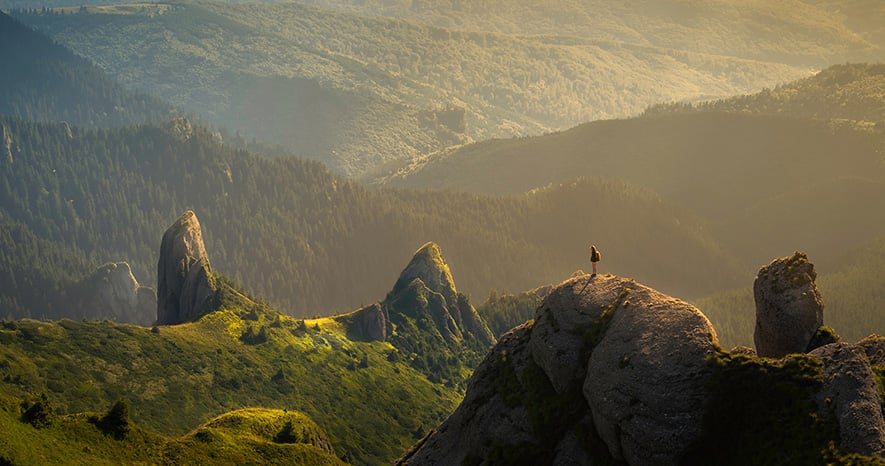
[398, 253, 885, 464]
[156, 210, 216, 325]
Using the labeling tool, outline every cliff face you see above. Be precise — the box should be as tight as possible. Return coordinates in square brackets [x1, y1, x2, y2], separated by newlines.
[156, 210, 216, 325]
[399, 259, 885, 464]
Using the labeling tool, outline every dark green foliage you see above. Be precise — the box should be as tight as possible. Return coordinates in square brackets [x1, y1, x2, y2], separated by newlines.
[240, 325, 269, 345]
[477, 288, 546, 338]
[19, 392, 53, 428]
[683, 350, 839, 465]
[274, 420, 300, 444]
[91, 398, 131, 439]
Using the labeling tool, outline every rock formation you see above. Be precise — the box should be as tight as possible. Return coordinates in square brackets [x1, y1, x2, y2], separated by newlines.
[342, 303, 392, 342]
[398, 270, 885, 464]
[157, 210, 216, 325]
[74, 262, 156, 326]
[754, 252, 824, 358]
[398, 274, 720, 465]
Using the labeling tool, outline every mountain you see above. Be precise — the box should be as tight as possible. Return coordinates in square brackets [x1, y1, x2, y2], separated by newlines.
[377, 65, 885, 277]
[0, 10, 174, 127]
[0, 213, 490, 465]
[398, 266, 885, 464]
[0, 114, 741, 321]
[11, 1, 820, 176]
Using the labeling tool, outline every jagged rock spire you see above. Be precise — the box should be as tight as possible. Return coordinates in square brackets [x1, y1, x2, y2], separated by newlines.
[156, 210, 216, 325]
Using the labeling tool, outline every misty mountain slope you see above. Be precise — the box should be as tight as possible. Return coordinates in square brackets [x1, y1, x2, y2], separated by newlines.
[0, 11, 174, 127]
[0, 115, 740, 320]
[645, 63, 885, 122]
[299, 0, 882, 64]
[12, 1, 815, 176]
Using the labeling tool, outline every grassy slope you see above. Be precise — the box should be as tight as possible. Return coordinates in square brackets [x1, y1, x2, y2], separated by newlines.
[0, 285, 461, 464]
[14, 1, 815, 176]
[0, 402, 344, 465]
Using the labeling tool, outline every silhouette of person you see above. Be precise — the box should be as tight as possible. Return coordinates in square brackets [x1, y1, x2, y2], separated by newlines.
[589, 244, 601, 276]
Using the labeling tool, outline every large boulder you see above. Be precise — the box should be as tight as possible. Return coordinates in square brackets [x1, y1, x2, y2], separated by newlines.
[342, 303, 392, 342]
[582, 275, 720, 464]
[754, 252, 824, 358]
[810, 342, 885, 457]
[530, 273, 632, 394]
[398, 273, 720, 465]
[156, 210, 216, 325]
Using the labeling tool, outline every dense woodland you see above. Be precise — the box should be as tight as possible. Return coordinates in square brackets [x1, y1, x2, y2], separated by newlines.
[0, 115, 741, 320]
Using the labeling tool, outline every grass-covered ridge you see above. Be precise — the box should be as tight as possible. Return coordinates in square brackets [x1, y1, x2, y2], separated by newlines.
[0, 278, 462, 464]
[0, 394, 345, 465]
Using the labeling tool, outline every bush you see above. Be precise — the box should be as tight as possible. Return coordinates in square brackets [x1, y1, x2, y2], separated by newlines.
[91, 398, 132, 439]
[20, 392, 53, 428]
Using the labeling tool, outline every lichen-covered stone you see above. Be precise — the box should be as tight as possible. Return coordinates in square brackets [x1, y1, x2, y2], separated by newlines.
[754, 252, 824, 358]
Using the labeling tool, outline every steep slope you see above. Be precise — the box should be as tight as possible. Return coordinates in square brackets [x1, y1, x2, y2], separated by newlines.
[0, 10, 174, 127]
[13, 2, 814, 175]
[0, 115, 740, 321]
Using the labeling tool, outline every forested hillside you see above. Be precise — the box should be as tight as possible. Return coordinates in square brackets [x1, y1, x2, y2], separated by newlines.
[381, 65, 885, 277]
[0, 11, 174, 127]
[0, 115, 740, 320]
[12, 1, 816, 176]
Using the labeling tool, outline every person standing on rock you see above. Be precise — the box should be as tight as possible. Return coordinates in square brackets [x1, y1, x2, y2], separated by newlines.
[590, 244, 601, 276]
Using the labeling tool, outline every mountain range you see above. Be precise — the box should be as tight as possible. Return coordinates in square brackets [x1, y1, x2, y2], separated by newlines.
[13, 0, 871, 176]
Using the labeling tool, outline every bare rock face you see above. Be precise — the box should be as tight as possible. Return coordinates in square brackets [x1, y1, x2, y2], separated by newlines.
[530, 274, 631, 394]
[75, 262, 156, 326]
[857, 334, 885, 366]
[583, 275, 720, 464]
[394, 242, 460, 310]
[754, 252, 824, 358]
[157, 210, 216, 325]
[810, 342, 885, 457]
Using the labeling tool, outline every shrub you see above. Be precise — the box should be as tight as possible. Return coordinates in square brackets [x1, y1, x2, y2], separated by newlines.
[20, 392, 54, 428]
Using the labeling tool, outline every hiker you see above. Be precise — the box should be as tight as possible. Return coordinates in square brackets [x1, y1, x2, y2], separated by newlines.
[589, 244, 601, 275]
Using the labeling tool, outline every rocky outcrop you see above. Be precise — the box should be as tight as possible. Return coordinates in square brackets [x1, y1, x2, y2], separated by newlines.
[156, 210, 216, 325]
[811, 342, 885, 457]
[398, 274, 720, 465]
[340, 242, 494, 348]
[398, 269, 885, 464]
[74, 262, 156, 326]
[342, 303, 392, 342]
[754, 252, 824, 358]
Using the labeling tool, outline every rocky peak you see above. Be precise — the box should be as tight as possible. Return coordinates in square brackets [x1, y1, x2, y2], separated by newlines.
[754, 252, 824, 358]
[393, 242, 458, 303]
[156, 210, 216, 325]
